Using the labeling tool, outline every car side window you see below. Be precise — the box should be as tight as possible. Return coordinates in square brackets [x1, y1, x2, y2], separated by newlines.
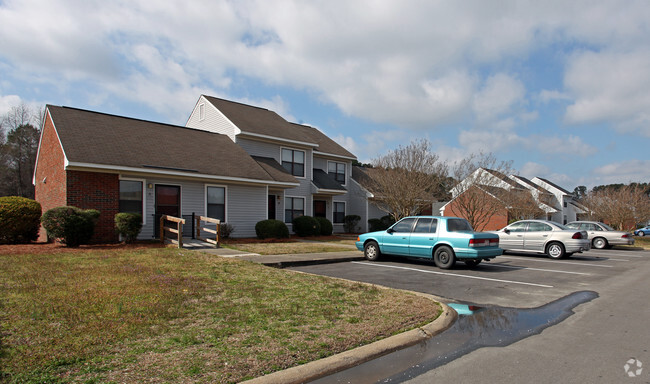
[507, 222, 528, 232]
[431, 219, 438, 233]
[413, 218, 433, 233]
[527, 222, 552, 232]
[592, 224, 602, 231]
[391, 218, 416, 233]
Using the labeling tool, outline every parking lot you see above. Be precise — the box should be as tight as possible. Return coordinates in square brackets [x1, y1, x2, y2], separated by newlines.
[290, 247, 648, 308]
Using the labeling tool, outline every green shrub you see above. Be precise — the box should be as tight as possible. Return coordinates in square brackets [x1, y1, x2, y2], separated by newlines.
[343, 214, 361, 233]
[292, 215, 321, 237]
[114, 213, 143, 243]
[315, 217, 333, 236]
[368, 215, 396, 232]
[41, 206, 100, 247]
[0, 196, 42, 244]
[255, 219, 289, 239]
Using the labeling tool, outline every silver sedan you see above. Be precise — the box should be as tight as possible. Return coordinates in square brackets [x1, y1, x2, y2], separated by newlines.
[566, 221, 635, 249]
[491, 220, 590, 259]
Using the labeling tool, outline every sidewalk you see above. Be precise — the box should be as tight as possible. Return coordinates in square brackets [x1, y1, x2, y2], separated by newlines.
[198, 246, 365, 267]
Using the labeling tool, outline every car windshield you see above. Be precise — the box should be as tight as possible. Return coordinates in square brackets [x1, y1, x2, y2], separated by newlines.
[447, 218, 473, 232]
[599, 222, 615, 230]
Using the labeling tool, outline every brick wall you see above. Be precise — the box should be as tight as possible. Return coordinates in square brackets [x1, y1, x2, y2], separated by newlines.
[34, 112, 67, 242]
[67, 170, 120, 243]
[443, 192, 509, 231]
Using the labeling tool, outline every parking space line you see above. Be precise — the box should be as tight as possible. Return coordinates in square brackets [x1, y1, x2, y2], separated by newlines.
[351, 262, 554, 288]
[485, 263, 592, 275]
[499, 256, 614, 268]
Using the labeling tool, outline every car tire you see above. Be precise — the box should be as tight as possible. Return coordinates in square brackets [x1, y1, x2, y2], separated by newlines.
[592, 237, 608, 250]
[463, 259, 481, 268]
[546, 242, 566, 259]
[639, 231, 645, 237]
[434, 246, 456, 269]
[364, 241, 381, 261]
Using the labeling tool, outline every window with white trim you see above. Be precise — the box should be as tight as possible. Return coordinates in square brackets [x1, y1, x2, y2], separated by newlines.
[207, 186, 225, 222]
[285, 197, 304, 223]
[199, 103, 205, 121]
[282, 148, 305, 177]
[119, 180, 143, 216]
[333, 202, 345, 224]
[328, 161, 346, 183]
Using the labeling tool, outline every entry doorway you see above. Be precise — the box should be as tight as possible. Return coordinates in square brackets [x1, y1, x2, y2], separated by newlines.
[313, 200, 326, 218]
[155, 185, 180, 237]
[268, 195, 277, 220]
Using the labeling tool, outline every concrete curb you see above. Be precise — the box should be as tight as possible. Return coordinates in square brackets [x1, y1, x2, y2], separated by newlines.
[241, 297, 457, 384]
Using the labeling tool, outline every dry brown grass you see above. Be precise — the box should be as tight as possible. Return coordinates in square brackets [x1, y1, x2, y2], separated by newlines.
[0, 247, 440, 383]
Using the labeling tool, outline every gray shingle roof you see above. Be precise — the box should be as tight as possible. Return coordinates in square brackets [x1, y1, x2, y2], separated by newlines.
[203, 96, 356, 159]
[312, 169, 346, 191]
[202, 96, 316, 145]
[47, 105, 297, 184]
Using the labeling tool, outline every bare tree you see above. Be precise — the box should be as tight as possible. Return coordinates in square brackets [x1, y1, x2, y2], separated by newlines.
[447, 153, 520, 230]
[582, 184, 650, 230]
[1, 103, 42, 198]
[368, 139, 448, 221]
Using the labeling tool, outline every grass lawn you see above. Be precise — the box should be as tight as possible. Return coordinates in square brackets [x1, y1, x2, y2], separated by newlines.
[0, 247, 440, 383]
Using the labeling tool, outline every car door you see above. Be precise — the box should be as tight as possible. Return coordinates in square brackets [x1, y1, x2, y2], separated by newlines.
[499, 221, 527, 250]
[408, 218, 438, 258]
[382, 217, 416, 256]
[523, 222, 553, 251]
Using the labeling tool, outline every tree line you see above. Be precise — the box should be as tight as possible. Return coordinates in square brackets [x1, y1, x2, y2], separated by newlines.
[0, 104, 42, 199]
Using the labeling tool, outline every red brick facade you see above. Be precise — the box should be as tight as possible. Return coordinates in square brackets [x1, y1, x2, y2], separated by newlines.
[443, 190, 509, 231]
[34, 112, 120, 243]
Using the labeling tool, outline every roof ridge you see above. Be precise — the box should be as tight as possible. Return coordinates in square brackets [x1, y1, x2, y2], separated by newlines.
[202, 95, 272, 112]
[48, 105, 222, 136]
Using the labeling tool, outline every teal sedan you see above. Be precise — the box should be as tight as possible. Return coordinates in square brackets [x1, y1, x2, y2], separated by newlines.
[355, 216, 502, 269]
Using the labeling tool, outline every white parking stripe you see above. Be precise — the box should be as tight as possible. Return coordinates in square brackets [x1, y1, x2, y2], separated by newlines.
[485, 263, 592, 275]
[351, 261, 554, 288]
[499, 256, 613, 268]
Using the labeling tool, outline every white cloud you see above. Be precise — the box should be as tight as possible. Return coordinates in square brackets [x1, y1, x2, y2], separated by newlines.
[564, 49, 650, 136]
[472, 73, 525, 123]
[520, 162, 551, 178]
[591, 160, 650, 185]
[532, 135, 597, 157]
[0, 94, 22, 117]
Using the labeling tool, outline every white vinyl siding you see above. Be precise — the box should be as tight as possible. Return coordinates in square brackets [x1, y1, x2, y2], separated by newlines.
[186, 97, 239, 141]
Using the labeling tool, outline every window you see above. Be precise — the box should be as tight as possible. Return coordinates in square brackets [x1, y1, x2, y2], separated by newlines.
[506, 221, 528, 232]
[413, 217, 435, 233]
[328, 162, 346, 183]
[333, 202, 345, 223]
[199, 103, 205, 121]
[119, 180, 143, 216]
[391, 217, 416, 233]
[285, 197, 304, 223]
[527, 222, 551, 232]
[206, 186, 225, 221]
[447, 218, 473, 232]
[282, 148, 305, 177]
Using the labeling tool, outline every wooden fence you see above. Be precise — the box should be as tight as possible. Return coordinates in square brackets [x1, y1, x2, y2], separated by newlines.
[159, 215, 185, 248]
[196, 216, 220, 247]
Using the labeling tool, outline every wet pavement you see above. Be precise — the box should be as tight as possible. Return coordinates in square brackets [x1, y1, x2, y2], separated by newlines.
[310, 291, 598, 383]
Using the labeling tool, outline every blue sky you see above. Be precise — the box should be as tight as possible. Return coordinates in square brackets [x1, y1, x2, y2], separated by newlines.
[1, 0, 649, 191]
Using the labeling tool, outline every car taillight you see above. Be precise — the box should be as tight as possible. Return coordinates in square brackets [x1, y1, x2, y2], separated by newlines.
[469, 239, 486, 247]
[622, 234, 629, 238]
[572, 232, 583, 239]
[357, 236, 360, 241]
[490, 238, 499, 246]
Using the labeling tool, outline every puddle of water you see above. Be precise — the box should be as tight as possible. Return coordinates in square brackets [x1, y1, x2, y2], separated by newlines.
[310, 291, 598, 383]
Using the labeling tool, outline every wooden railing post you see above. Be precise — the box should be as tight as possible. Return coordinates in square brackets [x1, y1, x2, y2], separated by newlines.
[178, 220, 183, 248]
[160, 215, 165, 244]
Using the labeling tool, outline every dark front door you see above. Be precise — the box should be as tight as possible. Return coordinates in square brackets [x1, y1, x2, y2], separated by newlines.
[155, 185, 180, 237]
[314, 200, 326, 218]
[268, 195, 276, 220]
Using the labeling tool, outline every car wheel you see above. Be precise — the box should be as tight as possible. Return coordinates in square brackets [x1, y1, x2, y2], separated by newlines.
[434, 246, 456, 269]
[639, 231, 646, 237]
[364, 241, 381, 261]
[546, 242, 566, 259]
[463, 259, 481, 268]
[592, 237, 608, 250]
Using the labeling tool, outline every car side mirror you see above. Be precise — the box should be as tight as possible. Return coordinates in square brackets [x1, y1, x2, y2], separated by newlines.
[386, 228, 394, 234]
[504, 229, 510, 234]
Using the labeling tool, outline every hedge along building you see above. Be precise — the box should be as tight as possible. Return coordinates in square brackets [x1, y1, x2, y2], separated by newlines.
[33, 105, 300, 243]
